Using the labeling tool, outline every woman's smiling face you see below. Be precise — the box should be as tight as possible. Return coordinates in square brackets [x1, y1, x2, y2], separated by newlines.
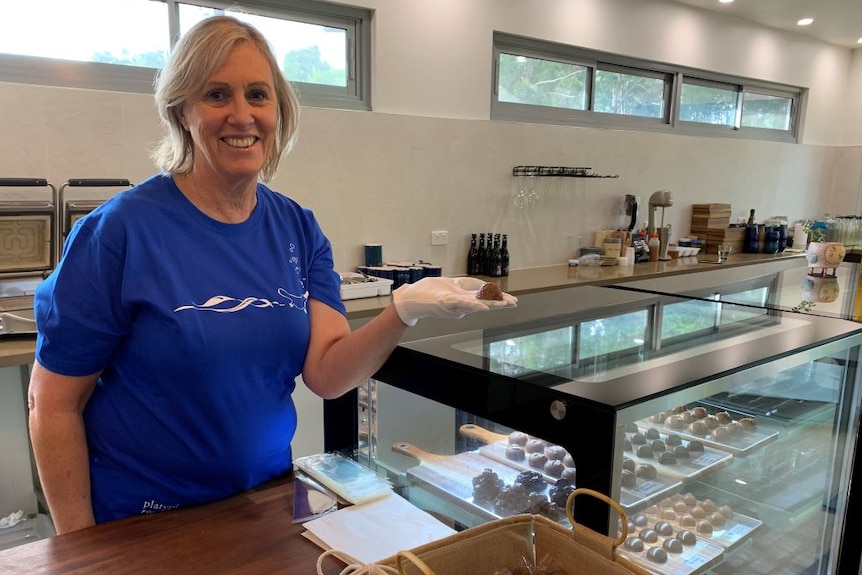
[179, 42, 278, 188]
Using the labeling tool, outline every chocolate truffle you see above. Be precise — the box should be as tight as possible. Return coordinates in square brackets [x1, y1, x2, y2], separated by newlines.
[505, 445, 525, 461]
[528, 452, 547, 468]
[476, 282, 503, 301]
[624, 537, 644, 552]
[635, 463, 657, 480]
[646, 547, 668, 563]
[525, 439, 546, 453]
[665, 434, 682, 446]
[545, 445, 567, 461]
[508, 431, 529, 446]
[544, 459, 565, 477]
[696, 520, 714, 535]
[639, 528, 659, 543]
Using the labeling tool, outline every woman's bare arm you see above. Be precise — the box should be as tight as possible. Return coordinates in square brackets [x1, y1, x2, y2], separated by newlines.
[28, 361, 100, 534]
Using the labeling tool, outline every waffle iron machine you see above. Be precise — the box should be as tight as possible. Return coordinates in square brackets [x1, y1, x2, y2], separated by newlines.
[0, 178, 57, 337]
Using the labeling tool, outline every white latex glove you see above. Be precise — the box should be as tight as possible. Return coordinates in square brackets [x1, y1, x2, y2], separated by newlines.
[392, 276, 518, 327]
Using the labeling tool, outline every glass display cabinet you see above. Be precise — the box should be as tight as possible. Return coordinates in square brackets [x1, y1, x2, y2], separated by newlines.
[324, 281, 862, 575]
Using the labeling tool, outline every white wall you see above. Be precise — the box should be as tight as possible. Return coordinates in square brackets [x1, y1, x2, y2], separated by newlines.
[1, 0, 861, 274]
[356, 0, 856, 146]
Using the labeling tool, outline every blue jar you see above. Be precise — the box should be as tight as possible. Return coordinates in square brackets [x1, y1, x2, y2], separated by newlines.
[744, 225, 760, 253]
[764, 226, 780, 254]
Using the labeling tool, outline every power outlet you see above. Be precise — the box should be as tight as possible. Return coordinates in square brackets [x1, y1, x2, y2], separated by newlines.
[430, 230, 449, 246]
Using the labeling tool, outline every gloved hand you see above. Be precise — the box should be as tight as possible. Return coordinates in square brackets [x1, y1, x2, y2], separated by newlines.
[392, 276, 518, 327]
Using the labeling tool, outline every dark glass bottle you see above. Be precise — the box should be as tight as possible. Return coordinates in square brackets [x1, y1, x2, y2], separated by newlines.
[483, 231, 493, 274]
[500, 234, 510, 276]
[476, 234, 486, 274]
[491, 234, 503, 277]
[744, 209, 759, 253]
[467, 234, 478, 275]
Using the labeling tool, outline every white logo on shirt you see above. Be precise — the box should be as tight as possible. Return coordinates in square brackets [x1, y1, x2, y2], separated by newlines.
[174, 288, 309, 314]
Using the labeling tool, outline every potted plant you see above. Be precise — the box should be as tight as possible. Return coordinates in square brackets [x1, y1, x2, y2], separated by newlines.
[803, 221, 845, 274]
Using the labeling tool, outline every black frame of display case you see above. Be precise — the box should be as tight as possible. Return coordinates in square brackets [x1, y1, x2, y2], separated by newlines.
[325, 343, 627, 534]
[324, 284, 862, 568]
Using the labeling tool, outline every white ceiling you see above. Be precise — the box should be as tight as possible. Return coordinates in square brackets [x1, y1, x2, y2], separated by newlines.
[668, 0, 862, 49]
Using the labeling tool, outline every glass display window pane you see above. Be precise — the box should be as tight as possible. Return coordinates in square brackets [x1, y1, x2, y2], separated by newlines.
[594, 69, 666, 118]
[661, 298, 718, 340]
[578, 310, 649, 363]
[179, 4, 348, 87]
[679, 81, 739, 126]
[0, 0, 169, 68]
[742, 92, 792, 131]
[497, 53, 588, 110]
[720, 287, 770, 326]
[488, 326, 574, 378]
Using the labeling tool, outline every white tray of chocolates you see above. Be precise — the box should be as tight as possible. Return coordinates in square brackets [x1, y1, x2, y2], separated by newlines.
[618, 455, 683, 512]
[459, 425, 577, 485]
[643, 405, 779, 456]
[615, 512, 724, 575]
[640, 491, 762, 553]
[623, 423, 734, 482]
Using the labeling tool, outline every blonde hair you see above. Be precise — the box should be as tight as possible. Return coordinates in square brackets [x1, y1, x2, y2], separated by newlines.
[151, 15, 299, 182]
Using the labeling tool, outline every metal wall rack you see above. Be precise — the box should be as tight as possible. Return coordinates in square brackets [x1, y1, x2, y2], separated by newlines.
[512, 165, 619, 178]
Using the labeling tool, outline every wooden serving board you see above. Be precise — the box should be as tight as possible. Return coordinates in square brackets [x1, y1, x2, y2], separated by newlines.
[458, 424, 569, 484]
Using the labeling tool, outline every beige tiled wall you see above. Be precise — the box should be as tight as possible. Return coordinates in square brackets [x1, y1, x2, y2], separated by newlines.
[1, 82, 860, 277]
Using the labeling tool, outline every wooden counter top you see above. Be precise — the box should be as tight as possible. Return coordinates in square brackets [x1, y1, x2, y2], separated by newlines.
[0, 251, 809, 360]
[0, 337, 34, 369]
[0, 476, 349, 575]
[343, 251, 807, 319]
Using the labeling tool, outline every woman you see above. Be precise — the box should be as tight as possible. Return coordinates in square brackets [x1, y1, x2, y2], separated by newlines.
[28, 16, 515, 534]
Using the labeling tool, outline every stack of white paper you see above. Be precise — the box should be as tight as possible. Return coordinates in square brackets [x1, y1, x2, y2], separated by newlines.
[303, 492, 456, 564]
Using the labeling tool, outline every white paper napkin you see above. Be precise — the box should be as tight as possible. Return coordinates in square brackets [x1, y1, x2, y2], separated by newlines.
[303, 492, 456, 564]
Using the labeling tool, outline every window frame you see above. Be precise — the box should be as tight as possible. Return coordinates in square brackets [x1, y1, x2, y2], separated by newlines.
[0, 0, 371, 111]
[492, 31, 803, 144]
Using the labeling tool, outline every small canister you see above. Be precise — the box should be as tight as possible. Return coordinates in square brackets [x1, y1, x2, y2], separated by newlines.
[603, 237, 622, 259]
[408, 267, 424, 283]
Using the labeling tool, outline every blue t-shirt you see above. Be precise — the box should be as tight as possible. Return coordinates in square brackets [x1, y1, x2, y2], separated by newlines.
[34, 174, 345, 523]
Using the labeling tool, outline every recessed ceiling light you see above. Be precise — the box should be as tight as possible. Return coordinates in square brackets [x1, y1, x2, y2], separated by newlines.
[718, 0, 734, 4]
[797, 17, 814, 26]
[857, 37, 862, 44]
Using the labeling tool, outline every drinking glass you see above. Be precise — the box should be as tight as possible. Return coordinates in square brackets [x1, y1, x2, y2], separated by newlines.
[718, 243, 733, 262]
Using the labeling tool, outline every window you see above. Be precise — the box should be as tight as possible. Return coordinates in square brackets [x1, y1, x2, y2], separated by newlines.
[0, 0, 370, 111]
[497, 52, 588, 111]
[679, 79, 739, 127]
[493, 32, 803, 143]
[595, 65, 670, 120]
